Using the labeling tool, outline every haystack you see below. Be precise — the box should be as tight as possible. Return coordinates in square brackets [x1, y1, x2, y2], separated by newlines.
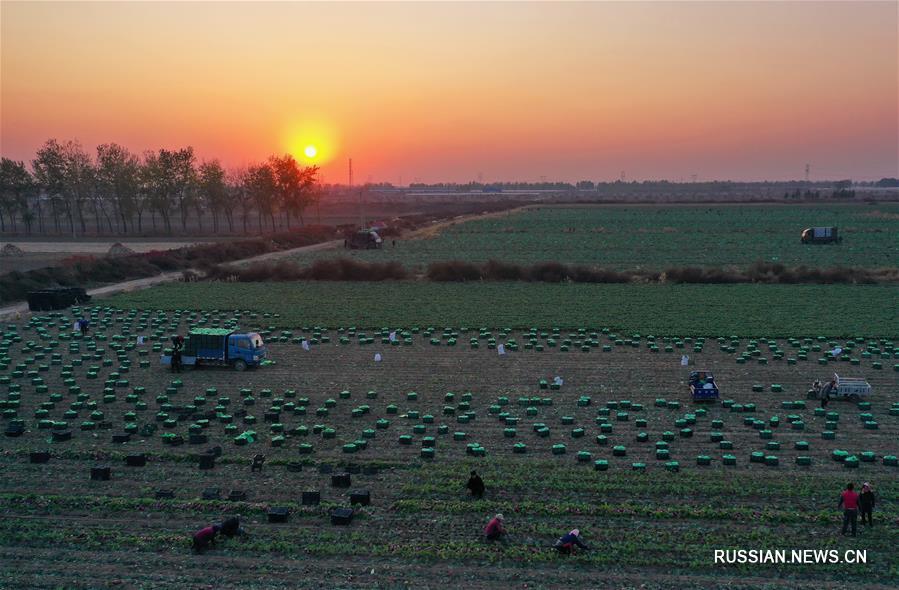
[107, 242, 135, 257]
[0, 243, 25, 257]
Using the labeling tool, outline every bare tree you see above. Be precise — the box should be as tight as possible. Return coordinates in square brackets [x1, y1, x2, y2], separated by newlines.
[0, 158, 36, 233]
[230, 166, 253, 234]
[198, 160, 227, 233]
[96, 143, 140, 234]
[246, 162, 278, 232]
[31, 139, 67, 233]
[63, 141, 95, 236]
[269, 154, 319, 227]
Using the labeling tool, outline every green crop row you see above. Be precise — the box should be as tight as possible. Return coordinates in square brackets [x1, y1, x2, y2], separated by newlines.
[105, 282, 899, 337]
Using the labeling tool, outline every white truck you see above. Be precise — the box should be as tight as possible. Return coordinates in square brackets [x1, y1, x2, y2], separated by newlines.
[809, 373, 871, 403]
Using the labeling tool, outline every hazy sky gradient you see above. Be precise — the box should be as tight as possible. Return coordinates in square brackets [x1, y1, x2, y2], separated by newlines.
[2, 1, 897, 183]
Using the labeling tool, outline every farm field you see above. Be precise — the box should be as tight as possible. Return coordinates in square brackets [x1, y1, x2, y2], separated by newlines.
[1, 307, 897, 588]
[106, 281, 899, 338]
[283, 203, 899, 270]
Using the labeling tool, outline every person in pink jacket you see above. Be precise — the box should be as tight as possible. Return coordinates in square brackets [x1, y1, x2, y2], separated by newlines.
[484, 513, 506, 542]
[192, 524, 221, 553]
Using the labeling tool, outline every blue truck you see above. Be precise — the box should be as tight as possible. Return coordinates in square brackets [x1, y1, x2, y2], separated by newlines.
[161, 328, 266, 371]
[689, 370, 720, 402]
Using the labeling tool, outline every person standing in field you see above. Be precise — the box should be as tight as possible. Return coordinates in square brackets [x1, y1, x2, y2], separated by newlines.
[171, 335, 184, 373]
[859, 482, 875, 527]
[838, 482, 859, 537]
[466, 470, 485, 499]
[483, 514, 506, 543]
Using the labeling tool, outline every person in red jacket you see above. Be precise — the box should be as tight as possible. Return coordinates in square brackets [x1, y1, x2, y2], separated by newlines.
[483, 513, 506, 542]
[192, 524, 221, 553]
[838, 482, 859, 537]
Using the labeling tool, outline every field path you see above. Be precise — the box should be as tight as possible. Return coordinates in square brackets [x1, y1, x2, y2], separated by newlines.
[0, 205, 533, 320]
[0, 237, 343, 320]
[402, 204, 534, 241]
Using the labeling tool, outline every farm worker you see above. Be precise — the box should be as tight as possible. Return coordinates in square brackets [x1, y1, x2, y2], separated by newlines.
[821, 380, 834, 408]
[466, 470, 485, 498]
[838, 482, 859, 537]
[220, 516, 246, 538]
[374, 353, 382, 362]
[301, 339, 310, 351]
[172, 340, 181, 373]
[554, 529, 590, 555]
[79, 317, 90, 335]
[680, 355, 689, 366]
[553, 376, 563, 387]
[389, 331, 397, 342]
[484, 514, 506, 542]
[497, 344, 506, 355]
[859, 483, 876, 526]
[810, 380, 822, 398]
[192, 524, 221, 553]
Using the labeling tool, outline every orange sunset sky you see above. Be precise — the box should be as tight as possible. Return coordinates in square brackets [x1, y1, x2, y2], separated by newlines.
[1, 1, 897, 183]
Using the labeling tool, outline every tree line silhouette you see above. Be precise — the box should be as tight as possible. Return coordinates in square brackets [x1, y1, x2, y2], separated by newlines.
[0, 139, 319, 236]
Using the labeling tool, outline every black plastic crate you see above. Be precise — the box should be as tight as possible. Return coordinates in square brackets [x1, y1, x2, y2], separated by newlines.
[91, 466, 111, 481]
[302, 491, 320, 505]
[125, 454, 146, 467]
[155, 488, 175, 499]
[267, 507, 290, 523]
[52, 430, 72, 442]
[227, 490, 247, 501]
[202, 488, 221, 500]
[5, 424, 25, 437]
[330, 508, 354, 526]
[198, 455, 215, 470]
[189, 433, 208, 445]
[350, 490, 370, 506]
[111, 433, 131, 444]
[331, 473, 351, 488]
[29, 451, 50, 464]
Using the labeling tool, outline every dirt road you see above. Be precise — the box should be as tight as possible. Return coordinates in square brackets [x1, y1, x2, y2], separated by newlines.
[0, 238, 343, 320]
[0, 205, 527, 319]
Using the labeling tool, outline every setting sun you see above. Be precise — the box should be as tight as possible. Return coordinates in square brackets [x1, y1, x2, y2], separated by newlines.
[304, 145, 317, 159]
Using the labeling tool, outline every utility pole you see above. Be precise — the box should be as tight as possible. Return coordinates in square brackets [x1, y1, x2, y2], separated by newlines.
[805, 163, 810, 183]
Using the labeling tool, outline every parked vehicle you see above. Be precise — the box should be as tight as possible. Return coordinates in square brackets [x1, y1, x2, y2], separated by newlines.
[809, 373, 871, 403]
[801, 226, 840, 244]
[27, 287, 91, 311]
[345, 229, 383, 249]
[689, 370, 719, 402]
[161, 328, 266, 371]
